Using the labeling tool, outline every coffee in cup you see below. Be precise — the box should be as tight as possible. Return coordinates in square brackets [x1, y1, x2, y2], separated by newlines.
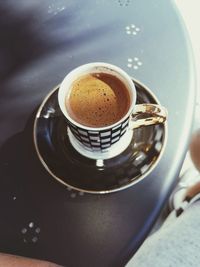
[66, 72, 131, 127]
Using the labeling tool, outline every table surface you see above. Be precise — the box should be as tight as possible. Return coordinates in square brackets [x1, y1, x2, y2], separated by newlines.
[0, 0, 196, 266]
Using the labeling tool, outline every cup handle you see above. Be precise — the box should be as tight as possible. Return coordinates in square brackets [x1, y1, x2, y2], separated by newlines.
[129, 104, 167, 129]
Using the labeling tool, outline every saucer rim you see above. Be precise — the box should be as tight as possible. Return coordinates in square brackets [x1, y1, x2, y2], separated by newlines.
[33, 78, 168, 194]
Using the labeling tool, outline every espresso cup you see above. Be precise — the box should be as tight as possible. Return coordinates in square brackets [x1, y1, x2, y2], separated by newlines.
[58, 62, 167, 159]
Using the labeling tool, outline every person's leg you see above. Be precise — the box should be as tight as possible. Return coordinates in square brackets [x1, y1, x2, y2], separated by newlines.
[0, 253, 62, 267]
[126, 200, 200, 267]
[126, 130, 200, 267]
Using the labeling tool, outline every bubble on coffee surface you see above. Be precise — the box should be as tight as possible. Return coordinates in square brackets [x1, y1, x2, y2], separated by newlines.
[66, 73, 130, 127]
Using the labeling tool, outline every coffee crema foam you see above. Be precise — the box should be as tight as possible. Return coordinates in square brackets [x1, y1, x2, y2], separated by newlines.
[66, 73, 131, 127]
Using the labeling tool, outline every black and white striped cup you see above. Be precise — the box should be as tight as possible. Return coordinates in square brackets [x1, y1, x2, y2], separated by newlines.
[58, 62, 167, 159]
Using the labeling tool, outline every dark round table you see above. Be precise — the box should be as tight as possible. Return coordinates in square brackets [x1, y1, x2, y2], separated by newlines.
[0, 1, 196, 266]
